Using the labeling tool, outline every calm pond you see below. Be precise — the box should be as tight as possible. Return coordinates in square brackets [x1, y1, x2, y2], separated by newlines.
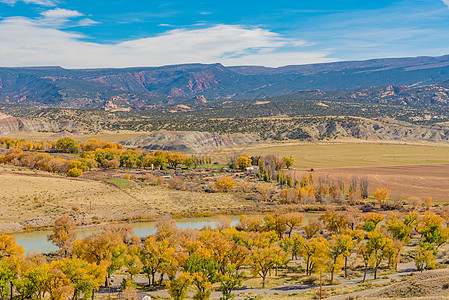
[13, 214, 320, 253]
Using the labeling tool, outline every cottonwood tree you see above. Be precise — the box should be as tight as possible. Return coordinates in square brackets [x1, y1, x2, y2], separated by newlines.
[0, 258, 20, 299]
[304, 219, 322, 239]
[283, 213, 304, 238]
[44, 262, 74, 300]
[282, 155, 295, 168]
[366, 231, 393, 279]
[249, 245, 284, 288]
[235, 156, 252, 170]
[355, 242, 371, 282]
[238, 215, 264, 232]
[386, 212, 417, 270]
[328, 234, 353, 284]
[0, 235, 24, 258]
[417, 212, 449, 252]
[320, 210, 348, 234]
[166, 272, 192, 300]
[343, 229, 363, 278]
[55, 258, 106, 300]
[300, 238, 328, 276]
[217, 264, 242, 300]
[360, 176, 369, 199]
[184, 253, 219, 300]
[124, 246, 142, 280]
[47, 216, 77, 258]
[141, 237, 175, 286]
[263, 214, 289, 239]
[291, 234, 304, 260]
[361, 212, 384, 232]
[415, 244, 436, 272]
[72, 231, 126, 287]
[155, 217, 178, 242]
[215, 177, 236, 192]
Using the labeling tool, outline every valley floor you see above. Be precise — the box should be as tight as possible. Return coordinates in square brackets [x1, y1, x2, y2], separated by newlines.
[0, 164, 256, 232]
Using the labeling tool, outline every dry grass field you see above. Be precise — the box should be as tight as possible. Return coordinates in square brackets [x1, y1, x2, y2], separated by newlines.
[312, 164, 449, 203]
[361, 268, 449, 299]
[3, 130, 145, 142]
[245, 141, 449, 203]
[246, 142, 449, 169]
[0, 165, 253, 233]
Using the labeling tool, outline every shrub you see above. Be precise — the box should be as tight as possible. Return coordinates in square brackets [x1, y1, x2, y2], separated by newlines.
[67, 160, 87, 172]
[144, 174, 157, 185]
[168, 178, 186, 190]
[67, 168, 83, 177]
[303, 276, 319, 285]
[215, 177, 236, 192]
[56, 137, 80, 153]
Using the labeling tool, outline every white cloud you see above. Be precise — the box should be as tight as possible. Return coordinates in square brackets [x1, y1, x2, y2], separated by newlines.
[443, 0, 449, 8]
[37, 8, 84, 27]
[40, 8, 83, 19]
[0, 0, 57, 6]
[0, 17, 335, 68]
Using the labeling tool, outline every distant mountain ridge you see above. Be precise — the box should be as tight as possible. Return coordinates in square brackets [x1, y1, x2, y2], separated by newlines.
[1, 54, 449, 108]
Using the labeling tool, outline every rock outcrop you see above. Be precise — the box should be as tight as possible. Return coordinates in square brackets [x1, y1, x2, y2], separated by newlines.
[0, 117, 70, 135]
[123, 131, 256, 153]
[299, 118, 449, 143]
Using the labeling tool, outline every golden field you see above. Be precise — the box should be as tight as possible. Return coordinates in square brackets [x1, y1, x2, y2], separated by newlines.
[0, 164, 253, 232]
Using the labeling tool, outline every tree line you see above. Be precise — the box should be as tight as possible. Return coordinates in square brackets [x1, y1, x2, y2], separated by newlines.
[1, 208, 449, 300]
[0, 137, 211, 177]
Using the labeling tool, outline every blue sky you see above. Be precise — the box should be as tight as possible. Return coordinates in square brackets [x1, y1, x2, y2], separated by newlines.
[0, 0, 448, 67]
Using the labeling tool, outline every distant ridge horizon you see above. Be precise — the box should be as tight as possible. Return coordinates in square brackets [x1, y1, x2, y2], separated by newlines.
[2, 53, 449, 70]
[2, 53, 449, 108]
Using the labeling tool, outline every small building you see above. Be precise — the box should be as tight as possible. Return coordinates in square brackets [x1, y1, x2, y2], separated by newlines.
[246, 166, 260, 174]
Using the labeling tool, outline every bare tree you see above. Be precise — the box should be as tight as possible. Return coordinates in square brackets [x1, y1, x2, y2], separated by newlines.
[360, 176, 369, 199]
[350, 176, 358, 193]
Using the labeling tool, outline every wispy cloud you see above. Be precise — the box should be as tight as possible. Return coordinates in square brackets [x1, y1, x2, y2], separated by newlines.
[0, 18, 334, 68]
[443, 0, 449, 8]
[0, 0, 57, 6]
[77, 18, 99, 27]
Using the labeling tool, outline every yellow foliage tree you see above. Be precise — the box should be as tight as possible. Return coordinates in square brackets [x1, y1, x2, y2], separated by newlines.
[215, 177, 236, 192]
[0, 235, 24, 258]
[72, 231, 126, 286]
[373, 188, 391, 206]
[47, 216, 77, 258]
[249, 245, 285, 288]
[235, 156, 252, 170]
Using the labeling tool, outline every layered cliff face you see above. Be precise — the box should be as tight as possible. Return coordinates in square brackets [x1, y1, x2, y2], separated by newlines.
[121, 120, 449, 154]
[300, 118, 449, 143]
[123, 131, 256, 153]
[0, 117, 67, 135]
